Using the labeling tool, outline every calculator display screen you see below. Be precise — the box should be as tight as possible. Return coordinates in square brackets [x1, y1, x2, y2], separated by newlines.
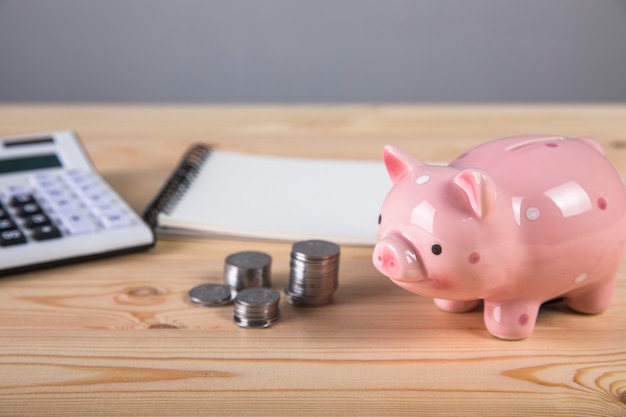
[0, 154, 63, 175]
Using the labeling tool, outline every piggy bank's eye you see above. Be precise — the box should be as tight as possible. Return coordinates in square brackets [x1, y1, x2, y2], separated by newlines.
[377, 214, 382, 225]
[431, 244, 442, 255]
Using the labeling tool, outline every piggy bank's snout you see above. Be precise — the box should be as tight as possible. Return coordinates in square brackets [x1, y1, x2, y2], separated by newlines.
[373, 236, 424, 281]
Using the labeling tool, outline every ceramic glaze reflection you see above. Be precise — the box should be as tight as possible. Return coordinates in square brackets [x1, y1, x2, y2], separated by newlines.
[544, 181, 593, 218]
[410, 201, 436, 234]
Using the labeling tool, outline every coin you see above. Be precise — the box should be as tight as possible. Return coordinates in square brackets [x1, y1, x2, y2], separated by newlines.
[224, 251, 272, 290]
[236, 286, 280, 306]
[189, 283, 236, 306]
[291, 240, 340, 260]
[233, 287, 281, 328]
[285, 240, 340, 307]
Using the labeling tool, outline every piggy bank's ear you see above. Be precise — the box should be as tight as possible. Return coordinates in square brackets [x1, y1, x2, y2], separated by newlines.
[383, 145, 426, 184]
[453, 169, 496, 220]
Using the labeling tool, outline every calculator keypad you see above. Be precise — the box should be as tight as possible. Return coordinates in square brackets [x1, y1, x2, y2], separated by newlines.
[0, 210, 28, 246]
[0, 170, 134, 247]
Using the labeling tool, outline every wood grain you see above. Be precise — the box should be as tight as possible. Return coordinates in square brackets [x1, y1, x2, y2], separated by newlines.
[0, 105, 625, 416]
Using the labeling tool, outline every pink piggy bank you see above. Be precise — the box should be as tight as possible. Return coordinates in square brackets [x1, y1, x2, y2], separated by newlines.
[373, 135, 626, 340]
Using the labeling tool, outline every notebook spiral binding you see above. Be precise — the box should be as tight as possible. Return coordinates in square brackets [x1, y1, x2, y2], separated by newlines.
[142, 144, 212, 228]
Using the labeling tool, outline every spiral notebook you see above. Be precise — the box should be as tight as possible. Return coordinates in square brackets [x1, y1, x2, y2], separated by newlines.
[143, 145, 391, 246]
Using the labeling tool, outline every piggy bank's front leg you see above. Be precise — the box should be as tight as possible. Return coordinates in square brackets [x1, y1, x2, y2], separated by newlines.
[483, 300, 541, 340]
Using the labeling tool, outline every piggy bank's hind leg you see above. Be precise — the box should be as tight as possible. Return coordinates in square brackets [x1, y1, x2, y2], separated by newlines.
[565, 279, 616, 314]
[434, 298, 480, 313]
[483, 300, 541, 340]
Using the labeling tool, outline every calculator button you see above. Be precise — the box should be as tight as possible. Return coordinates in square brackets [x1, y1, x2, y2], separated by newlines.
[75, 184, 103, 199]
[82, 190, 111, 207]
[64, 169, 89, 180]
[88, 200, 118, 215]
[0, 205, 10, 219]
[17, 202, 43, 217]
[43, 196, 82, 213]
[24, 213, 52, 229]
[0, 218, 18, 230]
[0, 229, 27, 246]
[32, 179, 66, 194]
[31, 173, 59, 186]
[32, 224, 62, 241]
[57, 211, 98, 235]
[40, 186, 67, 199]
[6, 185, 32, 197]
[10, 193, 36, 207]
[65, 173, 97, 190]
[100, 212, 132, 229]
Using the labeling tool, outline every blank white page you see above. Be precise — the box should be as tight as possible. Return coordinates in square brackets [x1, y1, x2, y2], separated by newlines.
[157, 150, 391, 245]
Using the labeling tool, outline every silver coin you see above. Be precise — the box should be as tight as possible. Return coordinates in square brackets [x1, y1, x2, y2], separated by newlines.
[226, 251, 272, 269]
[286, 240, 340, 307]
[233, 287, 281, 328]
[189, 283, 236, 306]
[233, 314, 280, 328]
[284, 287, 332, 307]
[224, 251, 272, 290]
[291, 240, 340, 260]
[236, 286, 280, 306]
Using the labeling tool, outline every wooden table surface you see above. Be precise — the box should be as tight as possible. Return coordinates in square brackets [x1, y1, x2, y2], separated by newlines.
[0, 104, 625, 416]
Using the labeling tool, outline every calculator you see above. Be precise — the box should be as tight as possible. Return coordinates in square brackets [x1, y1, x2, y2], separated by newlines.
[0, 131, 155, 276]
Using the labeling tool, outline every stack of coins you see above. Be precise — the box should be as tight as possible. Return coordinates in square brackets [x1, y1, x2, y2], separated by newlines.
[285, 240, 340, 307]
[189, 283, 236, 306]
[233, 287, 281, 328]
[224, 251, 272, 291]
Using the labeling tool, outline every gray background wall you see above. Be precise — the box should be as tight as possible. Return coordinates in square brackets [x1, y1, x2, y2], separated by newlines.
[1, 0, 626, 103]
